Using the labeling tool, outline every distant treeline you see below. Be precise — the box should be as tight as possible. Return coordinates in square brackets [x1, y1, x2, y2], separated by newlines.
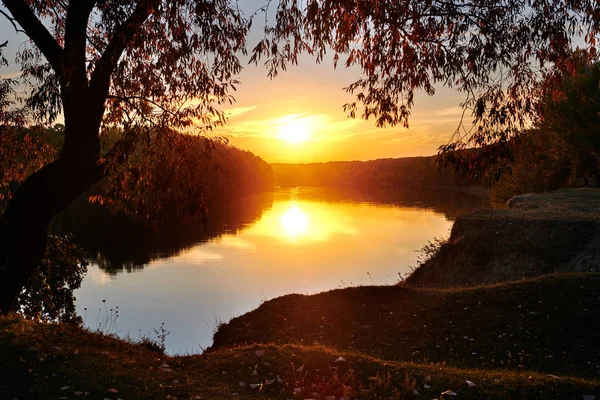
[272, 157, 484, 189]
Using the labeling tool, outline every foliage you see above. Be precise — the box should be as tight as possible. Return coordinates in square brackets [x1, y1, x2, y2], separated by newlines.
[491, 56, 600, 203]
[91, 129, 213, 228]
[4, 0, 250, 131]
[490, 129, 572, 204]
[537, 52, 600, 178]
[0, 125, 57, 202]
[14, 235, 88, 324]
[89, 128, 273, 229]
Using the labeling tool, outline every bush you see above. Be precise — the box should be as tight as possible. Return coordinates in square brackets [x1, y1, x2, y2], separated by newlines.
[14, 235, 88, 324]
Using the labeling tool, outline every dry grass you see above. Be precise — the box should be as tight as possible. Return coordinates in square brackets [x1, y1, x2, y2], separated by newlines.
[1, 313, 598, 399]
[213, 274, 600, 379]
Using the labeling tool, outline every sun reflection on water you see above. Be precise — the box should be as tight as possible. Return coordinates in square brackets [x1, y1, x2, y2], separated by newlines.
[245, 199, 360, 244]
[280, 205, 309, 240]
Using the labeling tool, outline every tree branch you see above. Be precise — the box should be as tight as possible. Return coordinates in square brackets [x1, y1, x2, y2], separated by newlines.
[0, 8, 24, 34]
[1, 0, 63, 74]
[63, 1, 97, 86]
[89, 0, 158, 102]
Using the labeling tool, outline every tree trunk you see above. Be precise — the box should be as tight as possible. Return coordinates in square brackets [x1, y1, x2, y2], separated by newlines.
[0, 117, 102, 314]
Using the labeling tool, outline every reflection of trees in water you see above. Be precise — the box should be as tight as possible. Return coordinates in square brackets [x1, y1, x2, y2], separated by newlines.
[51, 186, 486, 275]
[50, 191, 275, 274]
[285, 186, 489, 220]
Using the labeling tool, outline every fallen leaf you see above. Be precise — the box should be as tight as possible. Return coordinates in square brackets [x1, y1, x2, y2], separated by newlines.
[334, 357, 347, 363]
[442, 389, 457, 396]
[466, 380, 476, 387]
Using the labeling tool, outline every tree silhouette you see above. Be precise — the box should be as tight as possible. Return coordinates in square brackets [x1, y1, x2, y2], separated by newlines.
[0, 0, 598, 312]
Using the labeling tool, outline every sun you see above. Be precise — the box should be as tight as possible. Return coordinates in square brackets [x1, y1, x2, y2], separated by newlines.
[276, 118, 311, 144]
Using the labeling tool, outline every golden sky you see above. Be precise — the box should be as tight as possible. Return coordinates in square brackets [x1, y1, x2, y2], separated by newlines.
[214, 55, 466, 163]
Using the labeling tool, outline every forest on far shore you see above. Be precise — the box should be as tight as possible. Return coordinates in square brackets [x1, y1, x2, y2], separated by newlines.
[271, 157, 484, 190]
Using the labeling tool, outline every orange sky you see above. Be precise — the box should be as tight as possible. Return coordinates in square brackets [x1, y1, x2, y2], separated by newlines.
[0, 3, 468, 164]
[214, 57, 466, 163]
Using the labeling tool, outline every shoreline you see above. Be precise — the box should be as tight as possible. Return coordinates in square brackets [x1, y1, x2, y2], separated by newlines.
[3, 188, 600, 398]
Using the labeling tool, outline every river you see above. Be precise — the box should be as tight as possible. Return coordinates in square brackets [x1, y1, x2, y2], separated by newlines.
[62, 186, 487, 354]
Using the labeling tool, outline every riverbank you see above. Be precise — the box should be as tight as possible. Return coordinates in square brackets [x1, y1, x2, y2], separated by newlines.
[2, 189, 600, 398]
[406, 189, 600, 288]
[1, 309, 598, 399]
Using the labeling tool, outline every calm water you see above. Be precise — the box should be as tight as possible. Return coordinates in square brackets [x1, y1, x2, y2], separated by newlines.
[68, 187, 487, 354]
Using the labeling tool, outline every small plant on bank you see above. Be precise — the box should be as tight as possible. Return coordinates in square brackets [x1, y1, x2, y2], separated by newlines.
[93, 300, 119, 335]
[138, 322, 170, 353]
[399, 236, 449, 283]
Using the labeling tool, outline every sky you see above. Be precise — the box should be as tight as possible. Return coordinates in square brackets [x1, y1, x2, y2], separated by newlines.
[0, 1, 467, 164]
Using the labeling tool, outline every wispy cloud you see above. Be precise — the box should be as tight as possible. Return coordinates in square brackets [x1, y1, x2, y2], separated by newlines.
[225, 105, 257, 118]
[221, 112, 361, 141]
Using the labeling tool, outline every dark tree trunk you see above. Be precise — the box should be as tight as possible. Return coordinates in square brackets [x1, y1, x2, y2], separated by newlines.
[0, 113, 102, 314]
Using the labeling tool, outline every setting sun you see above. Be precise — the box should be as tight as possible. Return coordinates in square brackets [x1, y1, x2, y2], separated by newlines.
[276, 118, 312, 143]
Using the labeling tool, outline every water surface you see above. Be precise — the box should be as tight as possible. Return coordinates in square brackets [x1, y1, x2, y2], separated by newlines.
[71, 186, 487, 354]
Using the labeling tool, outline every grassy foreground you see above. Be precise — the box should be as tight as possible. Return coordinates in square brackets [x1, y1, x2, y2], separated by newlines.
[1, 313, 598, 400]
[213, 274, 600, 380]
[1, 274, 599, 399]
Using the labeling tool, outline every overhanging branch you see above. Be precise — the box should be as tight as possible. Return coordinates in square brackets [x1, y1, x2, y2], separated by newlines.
[89, 0, 157, 102]
[1, 0, 63, 74]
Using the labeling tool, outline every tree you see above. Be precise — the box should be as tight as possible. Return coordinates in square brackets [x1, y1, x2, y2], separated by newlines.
[537, 53, 600, 182]
[0, 0, 598, 313]
[491, 54, 600, 203]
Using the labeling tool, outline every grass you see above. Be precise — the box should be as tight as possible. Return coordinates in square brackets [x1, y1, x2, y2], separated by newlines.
[1, 313, 598, 399]
[213, 273, 600, 379]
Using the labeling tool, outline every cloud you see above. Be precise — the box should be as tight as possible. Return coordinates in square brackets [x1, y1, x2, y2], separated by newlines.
[225, 106, 257, 118]
[220, 112, 362, 141]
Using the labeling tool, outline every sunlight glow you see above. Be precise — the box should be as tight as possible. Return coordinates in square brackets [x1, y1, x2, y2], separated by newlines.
[276, 118, 312, 143]
[280, 205, 309, 239]
[245, 198, 361, 244]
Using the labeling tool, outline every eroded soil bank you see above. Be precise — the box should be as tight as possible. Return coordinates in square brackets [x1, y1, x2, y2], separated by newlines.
[406, 189, 600, 288]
